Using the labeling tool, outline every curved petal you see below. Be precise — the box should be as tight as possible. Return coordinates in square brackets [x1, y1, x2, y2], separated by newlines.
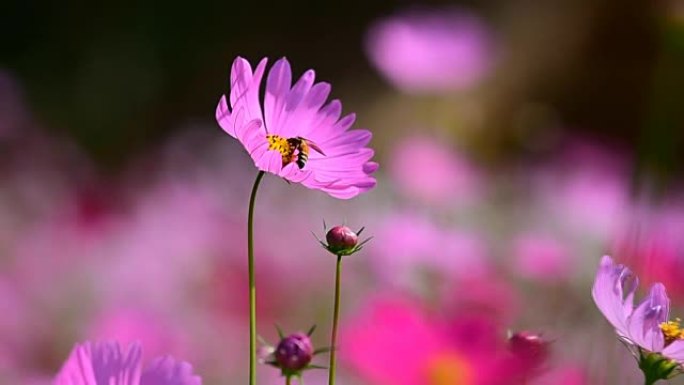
[364, 161, 380, 173]
[141, 356, 202, 385]
[627, 283, 669, 352]
[662, 340, 684, 364]
[255, 150, 283, 175]
[591, 256, 638, 337]
[229, 57, 266, 123]
[215, 95, 232, 136]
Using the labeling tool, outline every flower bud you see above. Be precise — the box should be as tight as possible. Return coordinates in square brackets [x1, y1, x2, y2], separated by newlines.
[326, 226, 358, 254]
[275, 332, 314, 372]
[509, 331, 549, 371]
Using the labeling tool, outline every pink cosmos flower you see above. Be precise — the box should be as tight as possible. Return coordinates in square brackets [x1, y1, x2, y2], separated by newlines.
[511, 233, 573, 283]
[216, 57, 377, 199]
[592, 255, 684, 362]
[341, 297, 536, 385]
[388, 135, 484, 206]
[53, 341, 201, 385]
[365, 8, 495, 93]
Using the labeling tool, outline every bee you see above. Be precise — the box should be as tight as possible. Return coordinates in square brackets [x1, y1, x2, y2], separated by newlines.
[286, 137, 325, 169]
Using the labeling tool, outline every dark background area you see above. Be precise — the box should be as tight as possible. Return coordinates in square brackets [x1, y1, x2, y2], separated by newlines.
[1, 0, 683, 186]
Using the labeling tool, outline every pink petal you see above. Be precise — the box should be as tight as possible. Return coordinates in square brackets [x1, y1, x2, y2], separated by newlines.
[591, 255, 637, 337]
[229, 57, 266, 124]
[215, 95, 233, 136]
[626, 283, 668, 352]
[663, 340, 684, 364]
[299, 99, 342, 139]
[54, 342, 143, 385]
[255, 150, 283, 175]
[279, 70, 317, 137]
[264, 58, 292, 135]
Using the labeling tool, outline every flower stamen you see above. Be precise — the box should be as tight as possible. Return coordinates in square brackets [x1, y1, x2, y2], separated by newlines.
[660, 318, 684, 342]
[267, 134, 297, 165]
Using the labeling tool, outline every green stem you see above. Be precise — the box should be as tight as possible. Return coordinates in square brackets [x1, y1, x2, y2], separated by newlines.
[248, 171, 265, 385]
[285, 376, 292, 385]
[328, 254, 343, 385]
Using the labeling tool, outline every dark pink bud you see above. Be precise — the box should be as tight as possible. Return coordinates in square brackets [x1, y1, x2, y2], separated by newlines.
[326, 226, 358, 253]
[275, 332, 314, 372]
[509, 331, 550, 371]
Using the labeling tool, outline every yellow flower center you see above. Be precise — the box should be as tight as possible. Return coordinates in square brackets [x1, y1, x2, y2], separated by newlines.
[267, 134, 296, 163]
[423, 353, 472, 385]
[660, 318, 684, 341]
[266, 134, 315, 169]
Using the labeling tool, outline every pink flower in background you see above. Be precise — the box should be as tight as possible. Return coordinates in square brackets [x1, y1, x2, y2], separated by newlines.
[341, 297, 534, 385]
[512, 233, 573, 283]
[340, 298, 473, 385]
[616, 205, 684, 303]
[365, 8, 495, 93]
[216, 57, 377, 199]
[533, 139, 630, 240]
[54, 341, 201, 385]
[371, 212, 489, 288]
[87, 308, 189, 361]
[388, 135, 483, 206]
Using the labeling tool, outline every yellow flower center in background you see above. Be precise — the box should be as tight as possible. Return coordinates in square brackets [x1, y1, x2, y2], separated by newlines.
[660, 318, 684, 341]
[424, 352, 473, 385]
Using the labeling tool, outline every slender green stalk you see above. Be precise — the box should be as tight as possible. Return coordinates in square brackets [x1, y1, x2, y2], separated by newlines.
[285, 376, 292, 385]
[248, 171, 265, 385]
[328, 254, 343, 385]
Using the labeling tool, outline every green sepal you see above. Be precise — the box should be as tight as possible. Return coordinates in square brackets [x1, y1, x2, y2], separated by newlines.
[639, 350, 681, 384]
[313, 347, 331, 355]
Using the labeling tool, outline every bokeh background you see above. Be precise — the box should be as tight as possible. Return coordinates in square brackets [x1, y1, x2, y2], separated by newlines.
[2, 0, 684, 384]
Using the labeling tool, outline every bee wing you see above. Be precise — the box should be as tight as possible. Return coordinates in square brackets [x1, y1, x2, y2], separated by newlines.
[304, 139, 326, 156]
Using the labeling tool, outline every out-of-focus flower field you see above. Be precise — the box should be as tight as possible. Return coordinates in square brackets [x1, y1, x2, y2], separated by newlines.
[2, 1, 684, 384]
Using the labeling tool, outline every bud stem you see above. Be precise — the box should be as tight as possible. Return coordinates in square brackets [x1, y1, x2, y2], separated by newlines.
[248, 171, 265, 385]
[328, 254, 343, 385]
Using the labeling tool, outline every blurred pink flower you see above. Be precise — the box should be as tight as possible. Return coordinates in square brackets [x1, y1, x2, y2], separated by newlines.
[511, 233, 573, 283]
[341, 297, 536, 385]
[216, 57, 377, 199]
[617, 204, 684, 303]
[388, 135, 484, 206]
[97, 181, 227, 309]
[371, 212, 489, 288]
[444, 275, 521, 325]
[87, 308, 189, 361]
[533, 139, 630, 240]
[53, 341, 201, 385]
[365, 8, 495, 93]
